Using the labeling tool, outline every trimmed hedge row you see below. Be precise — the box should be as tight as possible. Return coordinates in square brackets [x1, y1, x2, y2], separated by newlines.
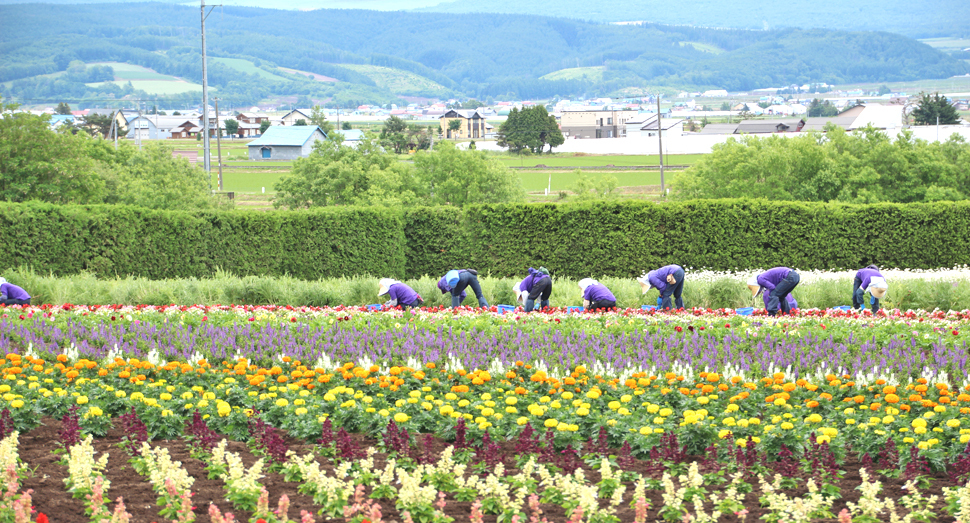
[3, 200, 970, 280]
[0, 203, 406, 280]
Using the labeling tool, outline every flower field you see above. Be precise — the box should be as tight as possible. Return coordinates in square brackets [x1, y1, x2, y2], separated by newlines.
[1, 303, 970, 522]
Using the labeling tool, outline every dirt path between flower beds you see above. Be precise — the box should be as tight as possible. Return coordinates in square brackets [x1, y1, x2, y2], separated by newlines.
[16, 417, 961, 523]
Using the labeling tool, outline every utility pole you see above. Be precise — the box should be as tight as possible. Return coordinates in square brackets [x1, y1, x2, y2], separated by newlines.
[136, 105, 142, 150]
[201, 0, 218, 189]
[657, 94, 665, 197]
[215, 98, 224, 191]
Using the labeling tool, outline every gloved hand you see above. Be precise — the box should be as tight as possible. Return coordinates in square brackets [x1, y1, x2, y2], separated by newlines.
[657, 297, 663, 307]
[870, 296, 876, 305]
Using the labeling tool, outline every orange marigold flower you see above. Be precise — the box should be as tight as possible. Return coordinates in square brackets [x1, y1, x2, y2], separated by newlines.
[885, 394, 900, 403]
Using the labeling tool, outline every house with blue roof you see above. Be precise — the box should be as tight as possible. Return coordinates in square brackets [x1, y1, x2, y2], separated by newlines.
[247, 125, 326, 160]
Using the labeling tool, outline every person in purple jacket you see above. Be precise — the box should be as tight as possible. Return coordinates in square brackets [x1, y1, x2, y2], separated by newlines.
[514, 267, 552, 312]
[764, 291, 797, 311]
[0, 278, 31, 306]
[637, 264, 685, 310]
[437, 269, 489, 308]
[578, 278, 616, 311]
[747, 267, 800, 316]
[853, 265, 888, 313]
[378, 278, 423, 309]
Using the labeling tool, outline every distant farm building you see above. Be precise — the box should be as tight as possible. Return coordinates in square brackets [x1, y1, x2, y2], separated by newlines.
[247, 125, 326, 160]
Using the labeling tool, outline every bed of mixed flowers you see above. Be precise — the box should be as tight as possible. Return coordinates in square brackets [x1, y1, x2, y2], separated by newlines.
[2, 303, 970, 521]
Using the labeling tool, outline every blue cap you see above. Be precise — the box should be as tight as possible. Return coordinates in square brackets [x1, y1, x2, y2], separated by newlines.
[445, 270, 460, 288]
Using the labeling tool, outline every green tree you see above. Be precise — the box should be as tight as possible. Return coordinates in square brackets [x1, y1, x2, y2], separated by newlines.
[380, 115, 408, 154]
[570, 170, 618, 201]
[273, 134, 417, 208]
[295, 119, 307, 126]
[113, 143, 228, 210]
[496, 106, 563, 154]
[412, 141, 525, 206]
[911, 92, 960, 126]
[309, 105, 334, 134]
[259, 120, 271, 134]
[447, 119, 462, 139]
[807, 98, 839, 117]
[672, 124, 970, 203]
[223, 118, 239, 137]
[0, 101, 107, 204]
[82, 113, 115, 138]
[55, 102, 72, 115]
[342, 122, 352, 131]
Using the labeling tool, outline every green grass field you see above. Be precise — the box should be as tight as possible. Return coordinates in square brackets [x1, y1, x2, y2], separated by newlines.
[339, 64, 450, 95]
[919, 38, 970, 52]
[837, 77, 970, 93]
[540, 66, 606, 82]
[220, 170, 286, 193]
[679, 42, 724, 54]
[210, 58, 289, 83]
[497, 154, 703, 168]
[87, 80, 206, 95]
[517, 170, 666, 192]
[89, 62, 174, 81]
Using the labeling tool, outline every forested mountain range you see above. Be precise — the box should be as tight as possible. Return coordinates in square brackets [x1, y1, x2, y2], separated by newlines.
[419, 0, 968, 39]
[0, 0, 962, 38]
[0, 3, 966, 107]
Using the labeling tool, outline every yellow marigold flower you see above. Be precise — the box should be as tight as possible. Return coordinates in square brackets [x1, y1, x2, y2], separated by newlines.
[576, 408, 589, 416]
[276, 399, 289, 407]
[659, 408, 672, 417]
[517, 417, 529, 425]
[947, 419, 961, 428]
[394, 413, 409, 423]
[10, 400, 24, 409]
[295, 407, 308, 416]
[159, 393, 172, 401]
[544, 419, 559, 428]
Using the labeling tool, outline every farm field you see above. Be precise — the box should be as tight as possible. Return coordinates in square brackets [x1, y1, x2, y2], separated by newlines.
[87, 79, 206, 95]
[835, 76, 970, 94]
[2, 300, 970, 522]
[919, 37, 970, 52]
[339, 64, 451, 95]
[220, 169, 286, 193]
[517, 169, 666, 193]
[497, 154, 703, 168]
[210, 57, 290, 83]
[540, 66, 606, 82]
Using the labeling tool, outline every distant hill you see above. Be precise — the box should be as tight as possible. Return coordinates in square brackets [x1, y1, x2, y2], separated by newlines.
[0, 0, 961, 38]
[0, 3, 966, 106]
[419, 0, 968, 39]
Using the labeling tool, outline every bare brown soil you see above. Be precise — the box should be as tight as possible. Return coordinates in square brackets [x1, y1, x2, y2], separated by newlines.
[17, 418, 960, 523]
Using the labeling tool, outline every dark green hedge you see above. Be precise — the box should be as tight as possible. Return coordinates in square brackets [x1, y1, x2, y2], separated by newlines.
[3, 200, 970, 280]
[0, 203, 405, 279]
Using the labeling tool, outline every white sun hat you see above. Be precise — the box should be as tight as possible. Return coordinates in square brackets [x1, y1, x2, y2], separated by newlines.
[869, 277, 888, 299]
[378, 278, 400, 296]
[577, 278, 597, 290]
[636, 274, 651, 294]
[746, 276, 761, 297]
